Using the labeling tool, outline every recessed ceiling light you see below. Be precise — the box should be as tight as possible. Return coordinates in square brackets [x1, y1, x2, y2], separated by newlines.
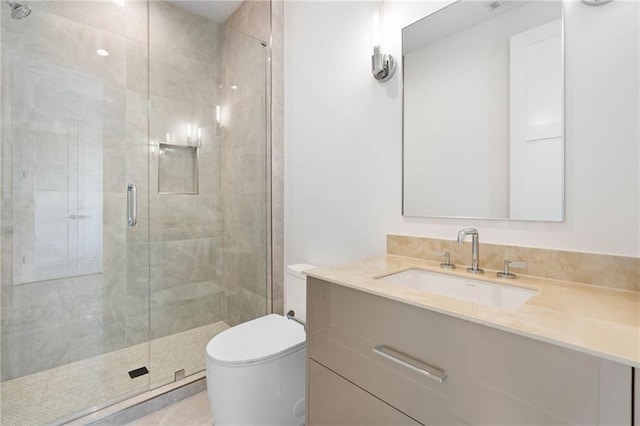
[96, 49, 109, 57]
[112, 0, 125, 6]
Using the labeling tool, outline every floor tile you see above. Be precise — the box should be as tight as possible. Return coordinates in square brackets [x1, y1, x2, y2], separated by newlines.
[127, 391, 212, 426]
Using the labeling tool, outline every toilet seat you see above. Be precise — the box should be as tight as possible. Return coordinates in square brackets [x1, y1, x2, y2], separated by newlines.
[206, 314, 305, 366]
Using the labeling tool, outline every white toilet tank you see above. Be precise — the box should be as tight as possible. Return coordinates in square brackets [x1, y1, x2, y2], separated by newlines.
[284, 263, 315, 322]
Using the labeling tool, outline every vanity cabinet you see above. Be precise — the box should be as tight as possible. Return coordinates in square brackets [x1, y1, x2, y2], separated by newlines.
[306, 277, 633, 425]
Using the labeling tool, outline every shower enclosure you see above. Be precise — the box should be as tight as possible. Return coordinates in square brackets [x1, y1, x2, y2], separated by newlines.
[0, 1, 271, 424]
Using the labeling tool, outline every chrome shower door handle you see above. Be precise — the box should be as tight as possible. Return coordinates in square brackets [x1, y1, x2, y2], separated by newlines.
[127, 183, 137, 227]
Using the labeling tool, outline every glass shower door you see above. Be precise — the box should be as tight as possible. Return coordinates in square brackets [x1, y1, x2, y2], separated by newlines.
[0, 1, 151, 424]
[147, 4, 270, 388]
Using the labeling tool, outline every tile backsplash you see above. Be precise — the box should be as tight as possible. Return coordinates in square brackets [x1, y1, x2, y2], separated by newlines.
[387, 234, 640, 292]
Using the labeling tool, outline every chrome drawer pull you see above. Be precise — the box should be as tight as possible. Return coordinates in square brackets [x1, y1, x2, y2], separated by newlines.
[373, 345, 447, 383]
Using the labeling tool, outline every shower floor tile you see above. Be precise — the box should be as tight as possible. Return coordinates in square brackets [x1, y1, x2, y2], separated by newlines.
[0, 321, 228, 426]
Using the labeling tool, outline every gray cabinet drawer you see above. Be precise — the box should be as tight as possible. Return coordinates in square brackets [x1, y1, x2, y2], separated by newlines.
[308, 277, 464, 425]
[307, 359, 420, 425]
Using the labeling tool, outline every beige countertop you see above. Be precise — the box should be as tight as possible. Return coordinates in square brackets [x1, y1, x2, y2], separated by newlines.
[306, 255, 640, 368]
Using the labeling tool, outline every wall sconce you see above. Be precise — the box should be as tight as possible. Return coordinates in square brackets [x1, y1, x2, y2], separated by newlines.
[215, 105, 221, 136]
[371, 10, 395, 82]
[186, 123, 202, 146]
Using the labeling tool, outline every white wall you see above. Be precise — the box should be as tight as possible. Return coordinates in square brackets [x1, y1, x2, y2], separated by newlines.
[284, 0, 640, 267]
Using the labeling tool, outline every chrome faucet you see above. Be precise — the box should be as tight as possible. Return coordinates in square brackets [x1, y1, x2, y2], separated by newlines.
[457, 228, 484, 274]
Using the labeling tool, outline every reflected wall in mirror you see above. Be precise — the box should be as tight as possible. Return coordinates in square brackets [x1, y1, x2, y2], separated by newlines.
[402, 1, 564, 221]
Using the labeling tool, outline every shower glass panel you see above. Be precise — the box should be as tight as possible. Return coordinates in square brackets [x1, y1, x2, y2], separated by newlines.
[0, 1, 151, 424]
[0, 0, 271, 422]
[147, 3, 269, 389]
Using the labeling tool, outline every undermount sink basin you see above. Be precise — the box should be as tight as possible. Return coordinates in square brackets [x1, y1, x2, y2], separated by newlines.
[376, 268, 537, 310]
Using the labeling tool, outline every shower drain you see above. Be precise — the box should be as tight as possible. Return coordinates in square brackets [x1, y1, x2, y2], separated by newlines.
[128, 366, 149, 379]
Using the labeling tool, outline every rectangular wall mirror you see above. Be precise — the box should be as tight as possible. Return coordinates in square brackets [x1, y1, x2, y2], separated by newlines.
[402, 0, 564, 221]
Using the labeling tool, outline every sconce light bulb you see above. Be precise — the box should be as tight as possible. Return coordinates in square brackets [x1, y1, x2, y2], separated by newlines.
[371, 13, 381, 48]
[216, 105, 221, 124]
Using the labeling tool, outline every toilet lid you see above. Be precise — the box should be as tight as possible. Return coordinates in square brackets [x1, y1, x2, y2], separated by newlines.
[206, 314, 305, 365]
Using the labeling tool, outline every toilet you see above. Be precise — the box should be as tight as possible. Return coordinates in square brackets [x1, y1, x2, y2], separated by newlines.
[205, 263, 315, 426]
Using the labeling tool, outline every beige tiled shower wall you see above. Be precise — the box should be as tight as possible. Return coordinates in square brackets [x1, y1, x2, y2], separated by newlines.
[0, 0, 281, 383]
[222, 0, 283, 325]
[146, 1, 225, 346]
[221, 4, 267, 327]
[0, 0, 231, 381]
[0, 0, 151, 380]
[271, 0, 285, 315]
[387, 235, 640, 292]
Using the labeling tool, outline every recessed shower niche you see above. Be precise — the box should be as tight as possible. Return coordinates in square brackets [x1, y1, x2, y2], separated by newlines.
[158, 143, 199, 194]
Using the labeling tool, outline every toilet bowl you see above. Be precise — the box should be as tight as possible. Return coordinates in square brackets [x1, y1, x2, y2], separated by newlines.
[206, 263, 314, 426]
